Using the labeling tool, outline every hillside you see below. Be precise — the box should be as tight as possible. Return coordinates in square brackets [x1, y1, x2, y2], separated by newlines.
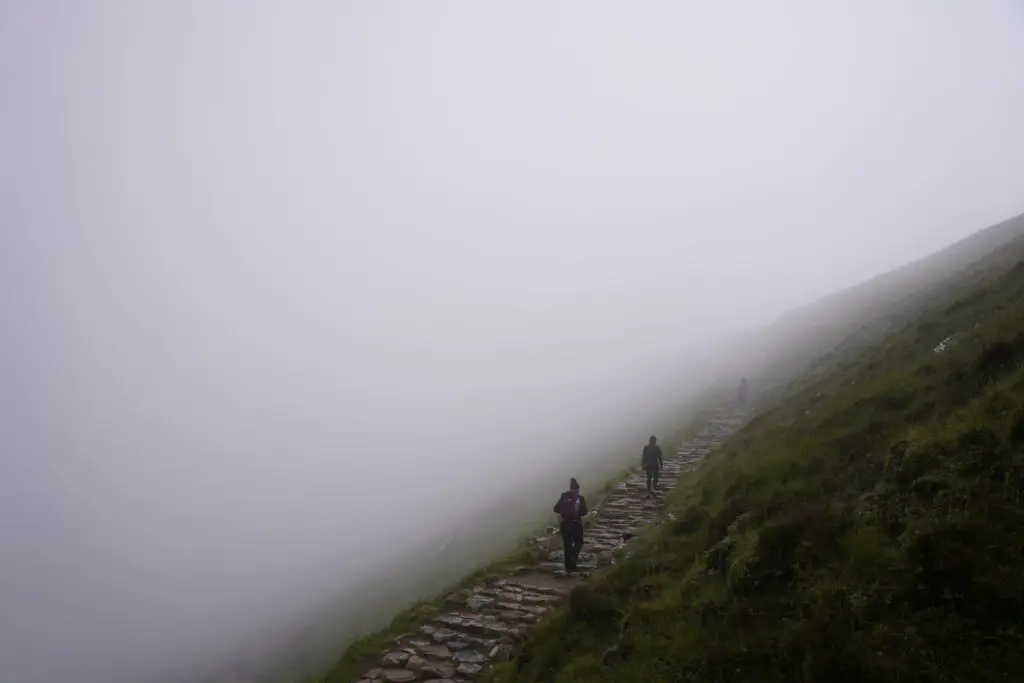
[492, 224, 1024, 682]
[740, 212, 1024, 400]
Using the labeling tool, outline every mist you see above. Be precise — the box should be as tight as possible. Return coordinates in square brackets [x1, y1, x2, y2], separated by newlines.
[2, 2, 1023, 682]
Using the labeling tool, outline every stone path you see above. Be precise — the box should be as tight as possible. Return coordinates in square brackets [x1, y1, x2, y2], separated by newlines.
[353, 410, 747, 683]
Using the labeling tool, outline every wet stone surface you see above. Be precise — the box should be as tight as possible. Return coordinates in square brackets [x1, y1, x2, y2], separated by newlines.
[353, 410, 747, 682]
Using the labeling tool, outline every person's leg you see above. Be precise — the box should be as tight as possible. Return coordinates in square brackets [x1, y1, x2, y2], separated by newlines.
[645, 467, 653, 492]
[653, 466, 660, 490]
[570, 523, 584, 570]
[560, 520, 572, 573]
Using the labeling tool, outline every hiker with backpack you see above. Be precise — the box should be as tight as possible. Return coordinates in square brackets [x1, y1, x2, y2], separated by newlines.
[642, 435, 664, 493]
[553, 477, 589, 574]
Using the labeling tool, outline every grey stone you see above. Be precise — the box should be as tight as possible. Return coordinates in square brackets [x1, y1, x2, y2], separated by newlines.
[465, 596, 494, 611]
[380, 652, 410, 667]
[429, 628, 459, 643]
[453, 650, 485, 664]
[458, 662, 483, 678]
[488, 643, 513, 662]
[421, 643, 451, 660]
[420, 661, 457, 679]
[406, 655, 428, 671]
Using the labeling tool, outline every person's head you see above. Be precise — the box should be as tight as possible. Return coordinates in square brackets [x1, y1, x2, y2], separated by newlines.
[649, 435, 657, 445]
[569, 477, 580, 492]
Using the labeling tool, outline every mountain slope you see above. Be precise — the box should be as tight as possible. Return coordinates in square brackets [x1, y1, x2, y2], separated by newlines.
[741, 212, 1024, 399]
[493, 223, 1024, 682]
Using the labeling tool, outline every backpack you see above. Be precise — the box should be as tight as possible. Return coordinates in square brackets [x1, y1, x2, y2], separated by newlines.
[559, 493, 581, 522]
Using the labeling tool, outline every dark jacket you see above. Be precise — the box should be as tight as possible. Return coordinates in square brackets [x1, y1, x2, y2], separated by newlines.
[642, 443, 664, 469]
[553, 491, 589, 522]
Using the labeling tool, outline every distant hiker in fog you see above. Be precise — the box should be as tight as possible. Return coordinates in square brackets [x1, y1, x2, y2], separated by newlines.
[553, 477, 588, 574]
[642, 435, 663, 493]
[737, 377, 749, 406]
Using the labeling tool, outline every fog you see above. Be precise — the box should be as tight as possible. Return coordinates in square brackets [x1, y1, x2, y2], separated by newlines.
[2, 2, 1023, 682]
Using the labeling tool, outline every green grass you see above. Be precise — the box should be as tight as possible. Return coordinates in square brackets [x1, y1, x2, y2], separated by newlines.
[308, 407, 717, 683]
[492, 253, 1024, 682]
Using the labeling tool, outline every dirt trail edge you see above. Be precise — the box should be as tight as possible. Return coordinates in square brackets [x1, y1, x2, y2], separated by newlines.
[351, 409, 748, 683]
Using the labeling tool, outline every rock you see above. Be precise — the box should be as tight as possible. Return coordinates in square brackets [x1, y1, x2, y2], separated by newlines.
[420, 661, 457, 679]
[380, 652, 410, 667]
[363, 669, 383, 679]
[428, 628, 459, 643]
[496, 581, 523, 592]
[458, 662, 483, 678]
[488, 643, 513, 662]
[465, 596, 494, 611]
[453, 650, 485, 664]
[406, 655, 428, 671]
[382, 669, 417, 683]
[497, 609, 528, 621]
[446, 639, 471, 650]
[421, 643, 451, 660]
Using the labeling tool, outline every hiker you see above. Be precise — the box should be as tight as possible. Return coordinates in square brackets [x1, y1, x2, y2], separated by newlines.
[553, 477, 589, 574]
[737, 377, 749, 406]
[641, 435, 663, 493]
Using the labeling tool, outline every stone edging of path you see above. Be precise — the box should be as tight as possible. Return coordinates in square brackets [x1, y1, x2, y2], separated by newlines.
[352, 410, 748, 683]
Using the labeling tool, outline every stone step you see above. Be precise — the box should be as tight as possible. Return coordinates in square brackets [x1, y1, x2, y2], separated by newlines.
[473, 589, 562, 605]
[433, 613, 526, 640]
[411, 627, 499, 653]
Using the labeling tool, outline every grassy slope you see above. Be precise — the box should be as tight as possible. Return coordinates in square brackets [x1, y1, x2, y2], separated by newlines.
[744, 213, 1024, 401]
[494, 241, 1024, 682]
